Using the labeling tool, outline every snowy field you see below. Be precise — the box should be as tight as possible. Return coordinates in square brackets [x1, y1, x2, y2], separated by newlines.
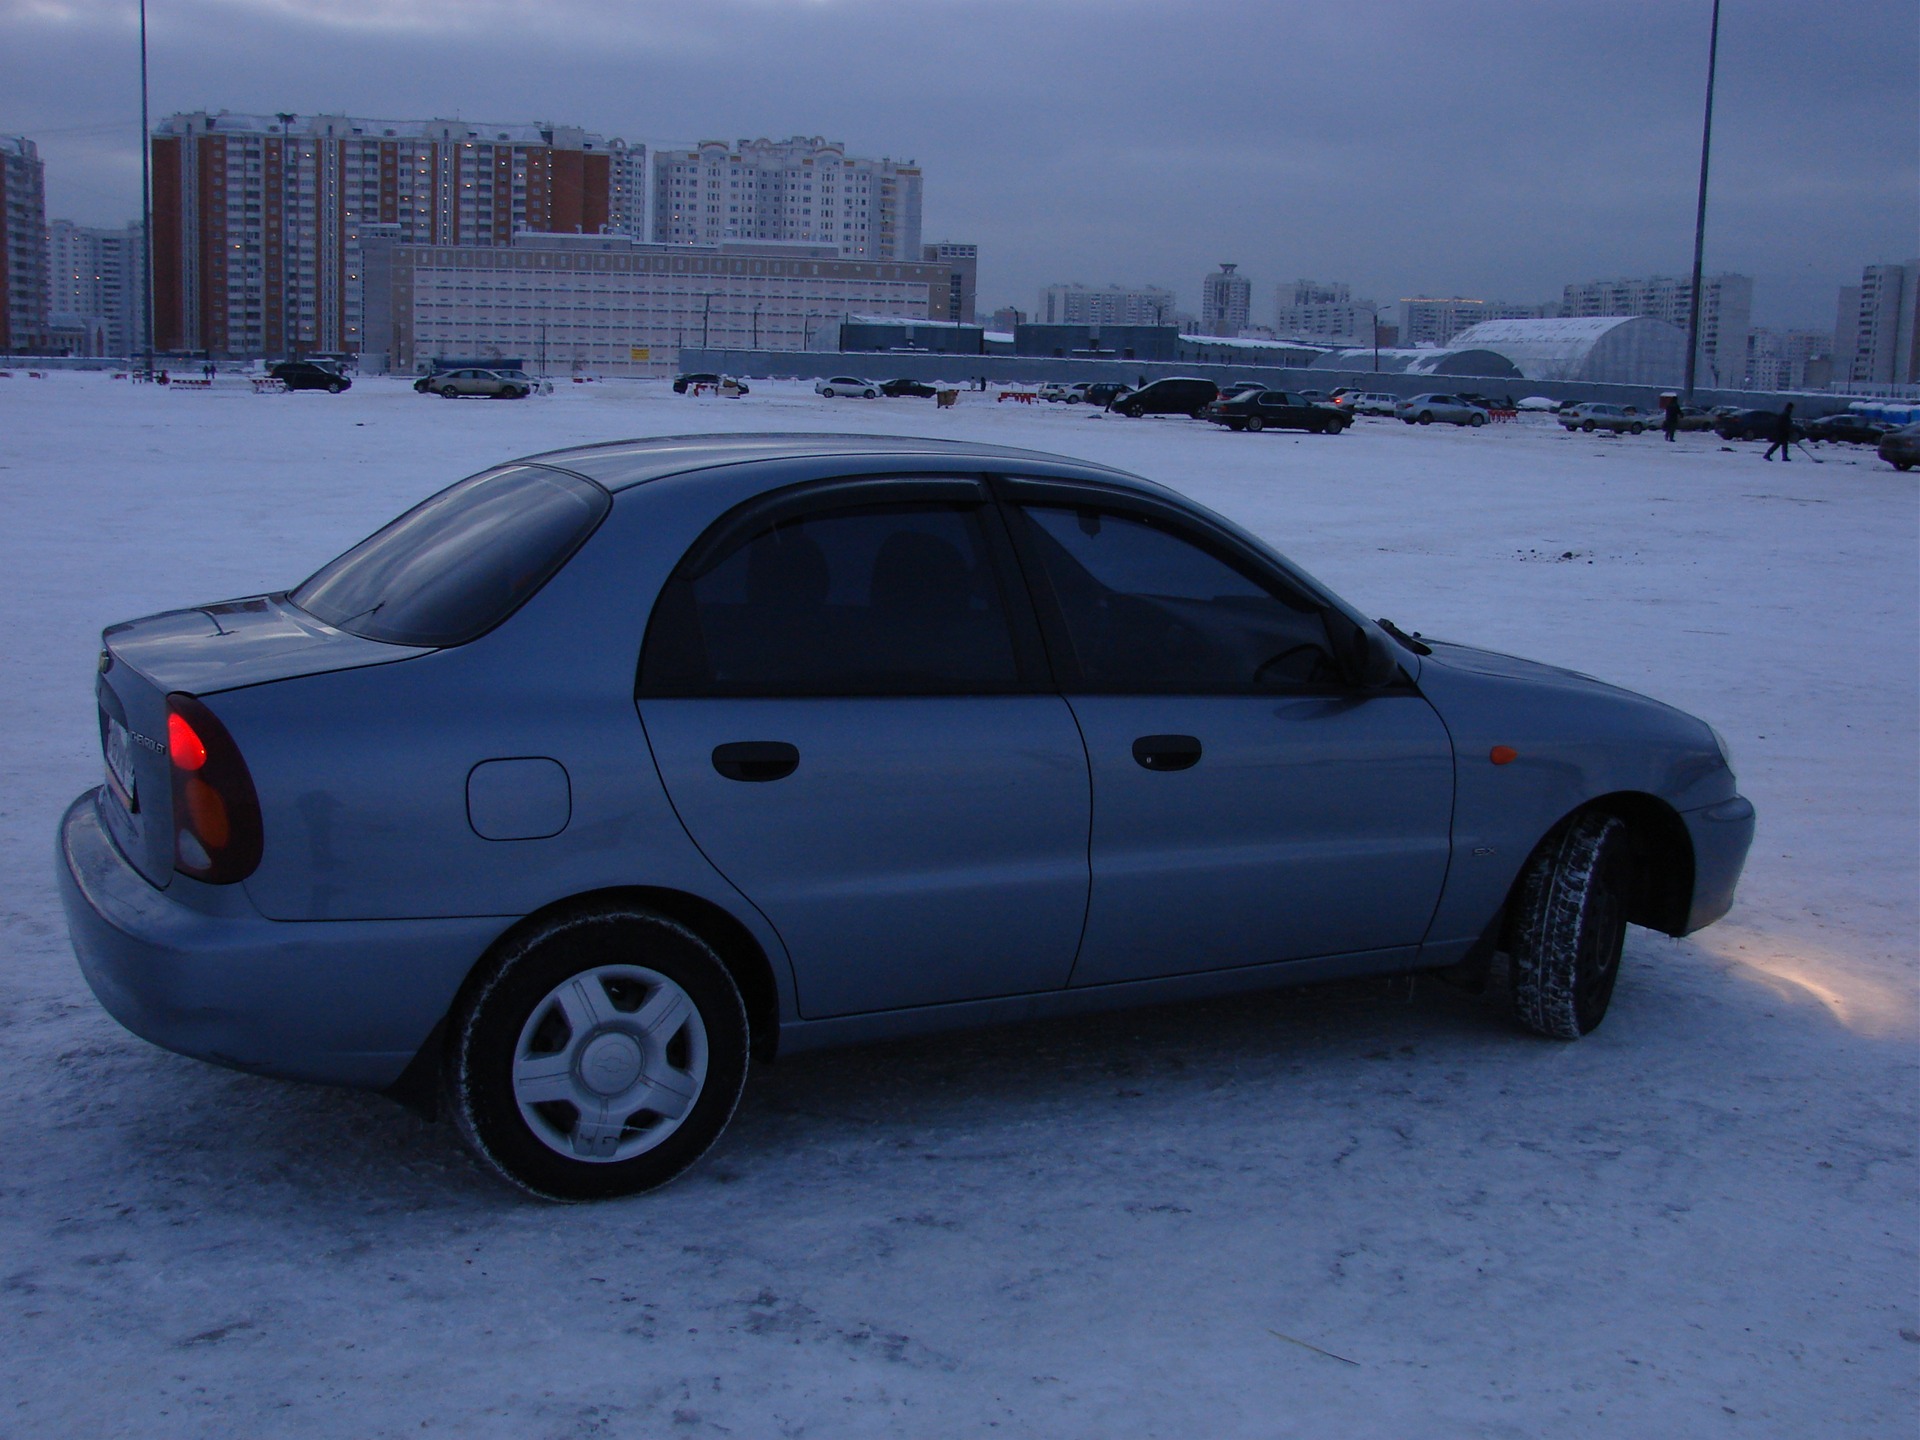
[2, 371, 1914, 1438]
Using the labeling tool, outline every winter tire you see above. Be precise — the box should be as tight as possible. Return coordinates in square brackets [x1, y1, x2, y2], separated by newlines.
[1468, 413, 1486, 427]
[439, 385, 459, 398]
[1123, 403, 1143, 418]
[1245, 416, 1264, 432]
[326, 380, 345, 395]
[445, 906, 749, 1201]
[1509, 813, 1630, 1040]
[1418, 412, 1433, 425]
[1581, 420, 1596, 432]
[1630, 422, 1645, 435]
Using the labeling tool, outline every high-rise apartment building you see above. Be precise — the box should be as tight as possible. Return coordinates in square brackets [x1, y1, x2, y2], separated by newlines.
[1200, 263, 1251, 337]
[922, 242, 978, 324]
[1839, 261, 1920, 385]
[1275, 280, 1378, 343]
[651, 137, 922, 260]
[1400, 296, 1554, 349]
[1561, 273, 1751, 387]
[49, 219, 146, 357]
[151, 111, 617, 357]
[1039, 283, 1175, 326]
[1745, 328, 1833, 392]
[606, 138, 649, 240]
[2, 136, 50, 352]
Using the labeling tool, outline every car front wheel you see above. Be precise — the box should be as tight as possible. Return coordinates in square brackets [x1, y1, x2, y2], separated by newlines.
[1418, 412, 1433, 424]
[1245, 416, 1264, 432]
[1508, 813, 1630, 1040]
[445, 906, 749, 1201]
[1468, 412, 1485, 427]
[439, 385, 459, 398]
[1630, 422, 1645, 434]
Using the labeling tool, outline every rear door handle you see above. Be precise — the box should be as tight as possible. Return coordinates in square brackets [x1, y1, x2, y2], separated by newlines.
[712, 741, 799, 783]
[1132, 734, 1202, 771]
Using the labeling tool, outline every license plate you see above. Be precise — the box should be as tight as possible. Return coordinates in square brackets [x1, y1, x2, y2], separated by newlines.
[104, 715, 139, 812]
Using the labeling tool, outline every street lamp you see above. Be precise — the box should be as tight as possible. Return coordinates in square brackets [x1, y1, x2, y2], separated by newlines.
[1683, 0, 1723, 400]
[701, 292, 714, 349]
[751, 304, 761, 350]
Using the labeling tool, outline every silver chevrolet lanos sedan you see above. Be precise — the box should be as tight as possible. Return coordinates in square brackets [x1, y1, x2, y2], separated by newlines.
[60, 434, 1755, 1200]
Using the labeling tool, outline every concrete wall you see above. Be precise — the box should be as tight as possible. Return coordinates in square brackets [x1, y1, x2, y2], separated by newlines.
[675, 348, 1863, 418]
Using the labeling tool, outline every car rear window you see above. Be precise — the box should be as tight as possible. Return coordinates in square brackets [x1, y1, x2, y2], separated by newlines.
[290, 464, 610, 647]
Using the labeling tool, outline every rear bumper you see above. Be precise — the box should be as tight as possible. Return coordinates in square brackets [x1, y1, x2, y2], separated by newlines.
[1681, 794, 1756, 934]
[58, 789, 503, 1090]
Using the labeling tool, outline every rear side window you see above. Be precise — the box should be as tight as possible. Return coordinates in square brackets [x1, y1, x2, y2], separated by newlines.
[642, 502, 1022, 696]
[291, 464, 609, 647]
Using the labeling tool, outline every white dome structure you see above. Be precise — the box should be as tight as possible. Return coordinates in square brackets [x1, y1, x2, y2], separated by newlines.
[1446, 316, 1697, 387]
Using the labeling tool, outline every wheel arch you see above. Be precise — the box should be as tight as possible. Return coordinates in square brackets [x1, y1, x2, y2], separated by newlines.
[384, 884, 783, 1119]
[1506, 792, 1695, 943]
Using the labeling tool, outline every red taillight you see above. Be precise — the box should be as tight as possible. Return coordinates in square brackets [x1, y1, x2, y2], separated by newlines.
[166, 693, 262, 883]
[168, 711, 207, 770]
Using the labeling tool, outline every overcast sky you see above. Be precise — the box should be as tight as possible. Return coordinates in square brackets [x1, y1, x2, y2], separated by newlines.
[6, 0, 1915, 329]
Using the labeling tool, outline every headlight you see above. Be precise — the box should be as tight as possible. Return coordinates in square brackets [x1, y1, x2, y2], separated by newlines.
[1708, 724, 1737, 778]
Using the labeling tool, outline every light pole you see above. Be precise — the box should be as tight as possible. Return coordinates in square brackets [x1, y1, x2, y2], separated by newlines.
[138, 0, 154, 378]
[1683, 0, 1722, 400]
[701, 292, 714, 349]
[751, 304, 761, 350]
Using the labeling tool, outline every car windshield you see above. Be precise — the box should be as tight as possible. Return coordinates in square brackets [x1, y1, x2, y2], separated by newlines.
[291, 465, 611, 647]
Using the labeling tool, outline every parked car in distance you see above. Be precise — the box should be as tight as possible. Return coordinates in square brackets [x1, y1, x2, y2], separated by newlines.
[879, 377, 940, 399]
[1713, 409, 1805, 443]
[672, 372, 719, 394]
[268, 360, 349, 394]
[1343, 392, 1401, 417]
[1396, 394, 1490, 427]
[1878, 422, 1920, 470]
[59, 434, 1755, 1202]
[1110, 377, 1220, 418]
[1560, 403, 1647, 435]
[1803, 413, 1890, 446]
[1203, 389, 1351, 434]
[1038, 383, 1083, 403]
[420, 368, 532, 400]
[816, 376, 880, 398]
[1516, 396, 1560, 413]
[1081, 381, 1130, 410]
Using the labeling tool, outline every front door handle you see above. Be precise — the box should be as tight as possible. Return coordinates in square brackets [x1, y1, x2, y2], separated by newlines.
[1132, 734, 1202, 771]
[712, 741, 799, 783]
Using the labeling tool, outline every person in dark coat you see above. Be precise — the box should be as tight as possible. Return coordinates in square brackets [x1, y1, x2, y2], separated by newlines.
[1662, 394, 1681, 442]
[1763, 403, 1796, 461]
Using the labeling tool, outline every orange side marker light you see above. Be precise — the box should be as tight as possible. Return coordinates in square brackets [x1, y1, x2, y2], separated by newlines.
[1490, 745, 1518, 766]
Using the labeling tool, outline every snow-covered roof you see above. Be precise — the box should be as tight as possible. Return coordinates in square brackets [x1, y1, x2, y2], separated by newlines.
[1447, 315, 1694, 386]
[843, 315, 982, 330]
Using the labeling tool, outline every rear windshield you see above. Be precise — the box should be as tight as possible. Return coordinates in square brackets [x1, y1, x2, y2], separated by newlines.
[290, 464, 610, 647]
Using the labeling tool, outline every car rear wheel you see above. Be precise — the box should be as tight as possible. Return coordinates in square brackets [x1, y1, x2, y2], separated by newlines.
[1630, 422, 1645, 435]
[1245, 416, 1264, 432]
[1508, 813, 1630, 1040]
[1418, 412, 1433, 425]
[445, 906, 749, 1201]
[439, 385, 459, 398]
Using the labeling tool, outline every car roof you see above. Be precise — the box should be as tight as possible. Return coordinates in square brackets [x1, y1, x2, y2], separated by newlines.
[513, 433, 1150, 493]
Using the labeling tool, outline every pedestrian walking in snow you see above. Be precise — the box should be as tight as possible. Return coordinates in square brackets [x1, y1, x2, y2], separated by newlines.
[1662, 395, 1681, 442]
[1763, 403, 1796, 461]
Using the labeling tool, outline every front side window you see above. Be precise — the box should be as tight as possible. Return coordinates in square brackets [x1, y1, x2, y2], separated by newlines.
[643, 502, 1022, 696]
[1017, 505, 1336, 691]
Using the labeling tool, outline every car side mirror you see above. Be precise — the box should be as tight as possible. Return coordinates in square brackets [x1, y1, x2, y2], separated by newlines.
[1325, 610, 1401, 689]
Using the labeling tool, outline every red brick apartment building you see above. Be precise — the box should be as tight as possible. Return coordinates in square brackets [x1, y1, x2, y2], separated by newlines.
[151, 112, 638, 358]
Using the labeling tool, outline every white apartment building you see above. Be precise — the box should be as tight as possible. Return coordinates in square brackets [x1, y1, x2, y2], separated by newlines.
[1200, 263, 1251, 337]
[1275, 279, 1377, 343]
[1400, 296, 1554, 349]
[607, 138, 648, 241]
[370, 231, 952, 376]
[1840, 261, 1920, 386]
[651, 137, 922, 261]
[1561, 273, 1751, 387]
[48, 219, 146, 357]
[1745, 328, 1834, 392]
[1039, 283, 1176, 326]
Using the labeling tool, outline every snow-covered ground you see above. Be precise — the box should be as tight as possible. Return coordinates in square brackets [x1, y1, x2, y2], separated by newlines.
[2, 373, 1914, 1437]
